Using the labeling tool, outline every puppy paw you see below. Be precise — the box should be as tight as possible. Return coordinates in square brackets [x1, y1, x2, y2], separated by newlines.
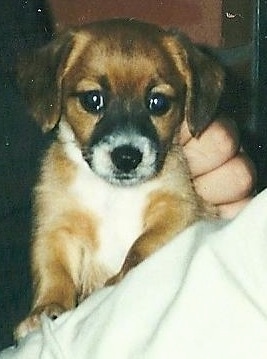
[14, 303, 66, 341]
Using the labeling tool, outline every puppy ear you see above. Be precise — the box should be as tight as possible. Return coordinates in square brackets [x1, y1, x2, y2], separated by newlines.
[165, 31, 224, 137]
[17, 30, 75, 132]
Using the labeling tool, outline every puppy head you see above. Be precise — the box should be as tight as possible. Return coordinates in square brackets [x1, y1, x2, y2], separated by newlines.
[18, 19, 223, 185]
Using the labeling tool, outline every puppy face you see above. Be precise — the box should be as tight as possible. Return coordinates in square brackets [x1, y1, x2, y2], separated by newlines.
[18, 19, 223, 186]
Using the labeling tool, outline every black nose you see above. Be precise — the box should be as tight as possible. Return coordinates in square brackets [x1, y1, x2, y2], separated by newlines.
[111, 145, 143, 173]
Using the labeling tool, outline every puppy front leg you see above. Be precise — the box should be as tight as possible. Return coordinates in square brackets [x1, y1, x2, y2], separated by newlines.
[106, 192, 199, 285]
[106, 229, 171, 286]
[14, 237, 77, 341]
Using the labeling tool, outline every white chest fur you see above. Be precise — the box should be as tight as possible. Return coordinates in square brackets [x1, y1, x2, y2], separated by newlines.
[72, 162, 158, 274]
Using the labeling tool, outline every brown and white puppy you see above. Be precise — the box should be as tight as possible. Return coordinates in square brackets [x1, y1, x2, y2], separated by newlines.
[15, 19, 223, 339]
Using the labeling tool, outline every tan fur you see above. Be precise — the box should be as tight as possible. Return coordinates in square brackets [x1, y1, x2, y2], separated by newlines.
[14, 19, 223, 340]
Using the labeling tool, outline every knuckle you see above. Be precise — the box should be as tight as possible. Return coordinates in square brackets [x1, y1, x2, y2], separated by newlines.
[233, 153, 256, 196]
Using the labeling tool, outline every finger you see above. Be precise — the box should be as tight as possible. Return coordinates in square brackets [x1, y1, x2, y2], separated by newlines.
[217, 197, 253, 219]
[193, 153, 256, 204]
[183, 117, 240, 177]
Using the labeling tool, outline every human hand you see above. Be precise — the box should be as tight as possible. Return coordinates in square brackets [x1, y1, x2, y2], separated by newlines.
[180, 117, 256, 219]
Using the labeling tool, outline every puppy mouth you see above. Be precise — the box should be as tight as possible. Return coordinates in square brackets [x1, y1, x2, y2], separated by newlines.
[84, 134, 159, 186]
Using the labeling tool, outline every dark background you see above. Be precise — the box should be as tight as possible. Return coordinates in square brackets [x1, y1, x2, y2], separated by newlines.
[0, 0, 52, 348]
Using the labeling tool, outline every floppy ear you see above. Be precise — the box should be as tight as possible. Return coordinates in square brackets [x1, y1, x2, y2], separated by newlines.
[17, 30, 75, 132]
[164, 31, 224, 137]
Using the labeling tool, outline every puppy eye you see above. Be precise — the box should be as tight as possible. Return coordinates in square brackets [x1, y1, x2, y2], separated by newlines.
[79, 90, 105, 114]
[147, 93, 171, 116]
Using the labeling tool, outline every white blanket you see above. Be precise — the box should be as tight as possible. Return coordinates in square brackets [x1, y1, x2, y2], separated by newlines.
[2, 190, 267, 359]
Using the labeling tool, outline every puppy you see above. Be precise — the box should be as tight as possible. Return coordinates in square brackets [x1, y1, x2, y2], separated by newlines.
[15, 19, 223, 339]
